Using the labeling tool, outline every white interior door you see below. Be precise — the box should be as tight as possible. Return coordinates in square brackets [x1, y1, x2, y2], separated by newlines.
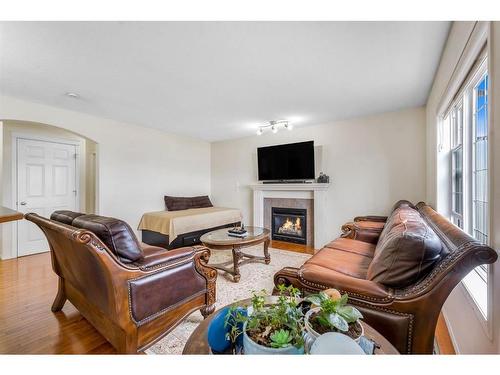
[16, 138, 78, 256]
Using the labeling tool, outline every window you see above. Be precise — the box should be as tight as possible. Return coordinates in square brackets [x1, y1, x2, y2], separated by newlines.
[464, 72, 489, 318]
[442, 56, 489, 319]
[472, 73, 488, 245]
[450, 102, 464, 229]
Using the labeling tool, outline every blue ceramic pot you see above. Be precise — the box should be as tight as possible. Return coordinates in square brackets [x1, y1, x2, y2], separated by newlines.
[207, 306, 247, 353]
[207, 307, 231, 353]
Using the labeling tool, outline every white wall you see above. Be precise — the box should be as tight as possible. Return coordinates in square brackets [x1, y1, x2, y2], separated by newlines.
[426, 21, 476, 208]
[211, 107, 427, 239]
[0, 95, 211, 258]
[426, 21, 500, 353]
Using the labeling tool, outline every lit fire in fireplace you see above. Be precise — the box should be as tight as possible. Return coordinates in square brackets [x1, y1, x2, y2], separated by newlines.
[278, 217, 303, 237]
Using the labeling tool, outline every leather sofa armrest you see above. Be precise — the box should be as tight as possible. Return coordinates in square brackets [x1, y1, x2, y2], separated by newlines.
[341, 222, 356, 239]
[127, 246, 216, 325]
[299, 264, 394, 303]
[135, 245, 196, 270]
[341, 222, 383, 244]
[354, 215, 388, 223]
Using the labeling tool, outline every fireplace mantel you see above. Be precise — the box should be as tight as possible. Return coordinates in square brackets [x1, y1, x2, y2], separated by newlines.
[249, 183, 330, 191]
[250, 183, 331, 250]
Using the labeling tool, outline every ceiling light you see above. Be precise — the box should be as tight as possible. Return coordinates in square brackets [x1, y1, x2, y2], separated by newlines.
[65, 92, 80, 99]
[256, 120, 292, 136]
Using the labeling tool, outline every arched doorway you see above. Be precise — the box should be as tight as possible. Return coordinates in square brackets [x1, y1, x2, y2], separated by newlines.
[0, 120, 99, 258]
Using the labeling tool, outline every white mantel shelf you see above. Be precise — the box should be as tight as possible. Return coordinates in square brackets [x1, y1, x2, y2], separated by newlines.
[250, 183, 330, 191]
[250, 183, 331, 250]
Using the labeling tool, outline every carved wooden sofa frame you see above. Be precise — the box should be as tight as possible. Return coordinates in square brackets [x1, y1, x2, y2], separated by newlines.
[274, 202, 498, 354]
[25, 213, 217, 353]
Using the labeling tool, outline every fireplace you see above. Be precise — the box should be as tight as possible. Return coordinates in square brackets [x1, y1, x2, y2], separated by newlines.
[271, 207, 307, 244]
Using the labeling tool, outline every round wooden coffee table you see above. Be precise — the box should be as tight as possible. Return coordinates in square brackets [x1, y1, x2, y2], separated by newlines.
[200, 226, 270, 282]
[182, 297, 399, 354]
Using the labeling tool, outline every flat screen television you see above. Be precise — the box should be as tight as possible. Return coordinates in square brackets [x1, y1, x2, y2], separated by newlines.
[257, 141, 315, 182]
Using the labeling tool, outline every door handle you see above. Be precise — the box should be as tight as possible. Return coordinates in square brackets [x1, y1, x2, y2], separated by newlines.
[20, 201, 27, 206]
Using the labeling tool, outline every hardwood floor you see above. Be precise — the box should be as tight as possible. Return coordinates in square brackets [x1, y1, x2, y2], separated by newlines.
[0, 252, 116, 354]
[0, 250, 455, 354]
[270, 239, 315, 255]
[435, 313, 456, 354]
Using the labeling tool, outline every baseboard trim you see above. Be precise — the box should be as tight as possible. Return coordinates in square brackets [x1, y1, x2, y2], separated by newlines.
[442, 307, 460, 354]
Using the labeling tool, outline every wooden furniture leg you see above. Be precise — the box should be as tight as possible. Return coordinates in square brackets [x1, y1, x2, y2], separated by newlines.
[200, 304, 216, 318]
[263, 238, 271, 264]
[51, 277, 67, 312]
[232, 246, 242, 282]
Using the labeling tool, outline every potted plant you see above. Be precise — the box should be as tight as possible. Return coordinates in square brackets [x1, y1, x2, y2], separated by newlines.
[225, 285, 305, 354]
[304, 289, 364, 342]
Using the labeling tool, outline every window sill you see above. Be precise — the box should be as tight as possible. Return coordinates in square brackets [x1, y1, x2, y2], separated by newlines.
[462, 270, 487, 318]
[460, 272, 492, 340]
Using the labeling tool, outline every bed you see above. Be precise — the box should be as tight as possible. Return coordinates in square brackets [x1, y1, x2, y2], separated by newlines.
[138, 206, 242, 249]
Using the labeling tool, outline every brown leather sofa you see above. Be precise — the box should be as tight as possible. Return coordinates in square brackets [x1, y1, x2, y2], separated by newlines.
[25, 211, 217, 353]
[274, 201, 498, 354]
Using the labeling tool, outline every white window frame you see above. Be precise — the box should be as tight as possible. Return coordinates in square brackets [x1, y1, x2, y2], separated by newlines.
[462, 64, 490, 321]
[439, 53, 492, 335]
[449, 101, 464, 229]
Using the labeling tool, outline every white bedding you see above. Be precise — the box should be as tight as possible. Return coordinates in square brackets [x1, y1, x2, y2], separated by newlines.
[138, 207, 242, 244]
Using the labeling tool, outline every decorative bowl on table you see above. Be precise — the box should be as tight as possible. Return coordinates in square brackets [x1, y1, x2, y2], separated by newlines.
[310, 332, 365, 355]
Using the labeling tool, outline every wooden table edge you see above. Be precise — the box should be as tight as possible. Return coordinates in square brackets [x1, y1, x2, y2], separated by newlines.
[200, 227, 270, 248]
[0, 207, 24, 224]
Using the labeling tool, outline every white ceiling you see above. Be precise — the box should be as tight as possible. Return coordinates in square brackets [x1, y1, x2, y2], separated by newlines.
[0, 22, 450, 142]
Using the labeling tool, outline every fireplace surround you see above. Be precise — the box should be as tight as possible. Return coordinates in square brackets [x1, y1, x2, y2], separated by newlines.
[271, 207, 307, 244]
[251, 183, 330, 249]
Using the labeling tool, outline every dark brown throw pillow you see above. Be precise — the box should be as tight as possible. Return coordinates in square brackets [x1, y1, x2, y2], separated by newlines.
[367, 215, 443, 287]
[390, 199, 415, 212]
[191, 195, 213, 209]
[164, 195, 213, 211]
[376, 206, 421, 246]
[164, 196, 193, 211]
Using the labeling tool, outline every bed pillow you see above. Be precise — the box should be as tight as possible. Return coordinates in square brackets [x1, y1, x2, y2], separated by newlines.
[191, 195, 213, 209]
[164, 195, 213, 211]
[164, 196, 192, 211]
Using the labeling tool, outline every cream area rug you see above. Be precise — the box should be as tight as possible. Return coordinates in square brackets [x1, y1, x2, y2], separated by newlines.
[146, 245, 311, 354]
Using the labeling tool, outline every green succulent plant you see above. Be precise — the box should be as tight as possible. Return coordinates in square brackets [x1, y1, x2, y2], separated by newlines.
[305, 291, 363, 332]
[225, 284, 304, 349]
[269, 329, 293, 348]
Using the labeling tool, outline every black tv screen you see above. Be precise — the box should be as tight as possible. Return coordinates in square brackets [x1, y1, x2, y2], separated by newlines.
[257, 141, 315, 181]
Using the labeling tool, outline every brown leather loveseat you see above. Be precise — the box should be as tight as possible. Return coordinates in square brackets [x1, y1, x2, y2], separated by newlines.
[274, 201, 498, 354]
[25, 211, 217, 353]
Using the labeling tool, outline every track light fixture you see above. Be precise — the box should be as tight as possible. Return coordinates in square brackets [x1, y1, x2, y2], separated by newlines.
[257, 120, 292, 135]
